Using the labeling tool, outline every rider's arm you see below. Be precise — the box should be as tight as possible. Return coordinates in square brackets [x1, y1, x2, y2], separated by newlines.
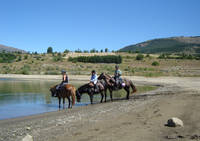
[63, 74, 66, 81]
[118, 70, 122, 76]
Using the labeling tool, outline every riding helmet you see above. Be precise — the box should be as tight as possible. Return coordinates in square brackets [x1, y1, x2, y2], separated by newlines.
[61, 70, 66, 74]
[91, 70, 96, 73]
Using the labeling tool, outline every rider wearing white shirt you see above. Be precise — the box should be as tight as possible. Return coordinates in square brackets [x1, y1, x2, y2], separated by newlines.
[90, 70, 98, 92]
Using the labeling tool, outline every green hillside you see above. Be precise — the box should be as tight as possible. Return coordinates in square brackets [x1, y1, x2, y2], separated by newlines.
[119, 36, 200, 54]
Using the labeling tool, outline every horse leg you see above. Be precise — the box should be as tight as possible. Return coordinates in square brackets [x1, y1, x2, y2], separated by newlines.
[100, 92, 104, 103]
[58, 97, 61, 109]
[109, 89, 113, 101]
[63, 98, 65, 109]
[104, 89, 107, 102]
[124, 87, 130, 100]
[89, 94, 94, 104]
[67, 97, 71, 109]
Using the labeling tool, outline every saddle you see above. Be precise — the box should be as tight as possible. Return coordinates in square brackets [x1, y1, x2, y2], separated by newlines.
[110, 77, 125, 89]
[89, 81, 104, 92]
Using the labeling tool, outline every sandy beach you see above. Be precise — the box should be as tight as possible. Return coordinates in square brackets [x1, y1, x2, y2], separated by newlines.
[0, 75, 200, 141]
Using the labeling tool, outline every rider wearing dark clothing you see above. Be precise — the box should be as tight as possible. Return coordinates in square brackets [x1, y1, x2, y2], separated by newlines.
[62, 72, 68, 84]
[56, 70, 68, 90]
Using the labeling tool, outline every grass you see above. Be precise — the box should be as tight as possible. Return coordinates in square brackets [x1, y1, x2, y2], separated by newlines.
[0, 52, 200, 77]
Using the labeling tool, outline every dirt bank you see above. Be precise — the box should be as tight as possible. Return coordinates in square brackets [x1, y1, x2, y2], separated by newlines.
[0, 77, 200, 141]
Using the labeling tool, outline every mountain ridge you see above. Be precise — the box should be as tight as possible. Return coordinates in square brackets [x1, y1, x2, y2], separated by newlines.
[0, 44, 26, 53]
[119, 36, 200, 54]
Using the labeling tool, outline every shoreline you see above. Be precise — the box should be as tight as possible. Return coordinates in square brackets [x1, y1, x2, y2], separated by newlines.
[0, 76, 200, 141]
[0, 73, 197, 80]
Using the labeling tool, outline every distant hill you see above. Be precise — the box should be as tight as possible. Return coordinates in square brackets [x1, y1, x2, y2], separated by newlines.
[0, 44, 26, 53]
[119, 36, 200, 54]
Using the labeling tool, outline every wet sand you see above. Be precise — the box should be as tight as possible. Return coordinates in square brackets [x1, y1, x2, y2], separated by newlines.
[0, 76, 200, 141]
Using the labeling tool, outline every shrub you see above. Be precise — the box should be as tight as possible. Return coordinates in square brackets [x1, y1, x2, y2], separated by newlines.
[68, 55, 122, 64]
[158, 54, 166, 59]
[16, 56, 22, 62]
[53, 54, 63, 62]
[20, 65, 31, 75]
[0, 52, 16, 63]
[136, 54, 144, 60]
[152, 61, 160, 66]
[146, 54, 150, 58]
[24, 55, 28, 60]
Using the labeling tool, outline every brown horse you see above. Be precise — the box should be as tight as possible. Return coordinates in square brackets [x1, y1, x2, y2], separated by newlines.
[50, 84, 76, 109]
[98, 73, 137, 101]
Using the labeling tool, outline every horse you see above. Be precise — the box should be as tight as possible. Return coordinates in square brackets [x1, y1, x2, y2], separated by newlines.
[98, 73, 137, 101]
[76, 80, 107, 104]
[50, 84, 76, 109]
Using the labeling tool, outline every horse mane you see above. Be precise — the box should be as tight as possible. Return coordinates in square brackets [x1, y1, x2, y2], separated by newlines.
[104, 73, 112, 79]
[78, 83, 89, 90]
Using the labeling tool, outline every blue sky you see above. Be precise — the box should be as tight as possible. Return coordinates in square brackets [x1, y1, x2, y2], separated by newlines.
[0, 0, 199, 53]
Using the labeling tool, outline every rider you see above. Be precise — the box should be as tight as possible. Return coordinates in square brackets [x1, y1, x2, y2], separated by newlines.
[90, 70, 98, 92]
[56, 70, 69, 90]
[114, 65, 123, 88]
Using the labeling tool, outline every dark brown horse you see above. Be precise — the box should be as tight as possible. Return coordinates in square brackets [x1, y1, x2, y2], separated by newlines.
[50, 84, 76, 109]
[76, 80, 107, 104]
[98, 73, 137, 101]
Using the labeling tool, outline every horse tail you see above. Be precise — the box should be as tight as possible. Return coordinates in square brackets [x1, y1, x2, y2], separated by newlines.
[71, 87, 76, 105]
[130, 80, 137, 94]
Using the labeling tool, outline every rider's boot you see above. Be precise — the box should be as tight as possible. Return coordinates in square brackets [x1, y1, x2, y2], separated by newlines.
[95, 84, 99, 93]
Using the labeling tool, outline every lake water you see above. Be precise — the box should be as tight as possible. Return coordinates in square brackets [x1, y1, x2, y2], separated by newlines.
[0, 78, 155, 120]
[0, 78, 102, 120]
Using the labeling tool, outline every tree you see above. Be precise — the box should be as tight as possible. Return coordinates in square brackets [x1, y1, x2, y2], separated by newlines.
[47, 47, 53, 54]
[100, 49, 103, 53]
[105, 48, 108, 52]
[75, 49, 82, 53]
[64, 49, 70, 53]
[90, 48, 96, 53]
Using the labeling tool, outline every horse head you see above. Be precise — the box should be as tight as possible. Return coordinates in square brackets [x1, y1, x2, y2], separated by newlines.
[50, 85, 57, 97]
[98, 73, 106, 80]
